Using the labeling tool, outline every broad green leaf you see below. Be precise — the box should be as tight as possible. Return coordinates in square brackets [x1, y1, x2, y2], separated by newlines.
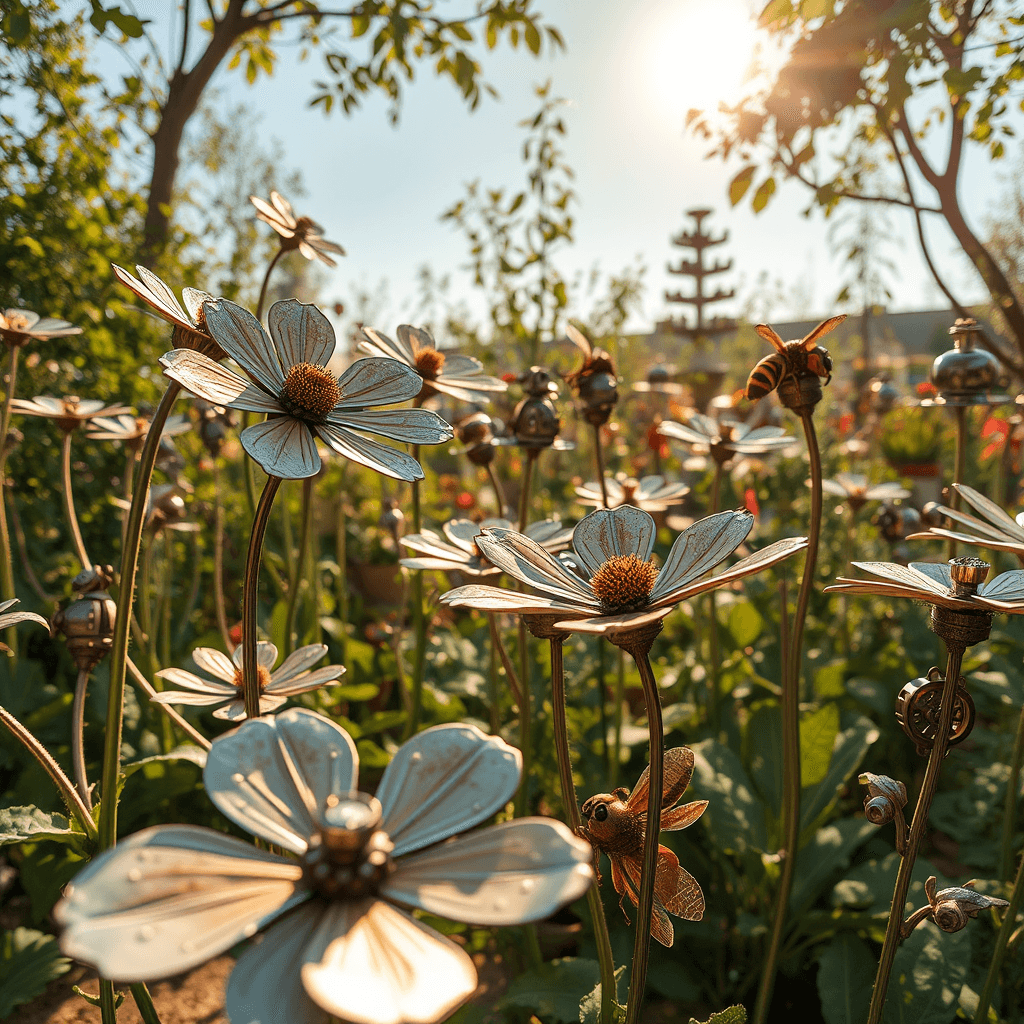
[729, 165, 757, 206]
[689, 1007, 746, 1024]
[499, 958, 601, 1023]
[728, 603, 763, 648]
[744, 702, 783, 819]
[0, 928, 72, 1017]
[790, 818, 876, 914]
[814, 661, 846, 699]
[817, 933, 875, 1024]
[801, 714, 879, 833]
[884, 921, 969, 1024]
[800, 702, 840, 787]
[690, 740, 767, 854]
[0, 806, 86, 853]
[578, 965, 626, 1023]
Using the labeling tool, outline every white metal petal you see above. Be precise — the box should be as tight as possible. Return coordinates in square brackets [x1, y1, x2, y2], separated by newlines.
[267, 665, 346, 697]
[327, 407, 453, 445]
[650, 510, 754, 601]
[956, 484, 1024, 540]
[525, 519, 574, 550]
[821, 479, 851, 498]
[376, 723, 521, 858]
[181, 287, 215, 325]
[228, 641, 279, 672]
[315, 422, 423, 481]
[848, 561, 950, 595]
[137, 266, 190, 324]
[270, 190, 295, 221]
[160, 350, 281, 413]
[214, 695, 289, 720]
[572, 506, 656, 576]
[334, 358, 422, 409]
[191, 647, 237, 683]
[150, 690, 231, 707]
[241, 417, 321, 479]
[396, 323, 434, 359]
[301, 899, 477, 1024]
[658, 421, 710, 447]
[825, 578, 965, 608]
[358, 328, 412, 366]
[979, 570, 1024, 604]
[382, 818, 592, 925]
[477, 529, 600, 605]
[401, 531, 467, 561]
[556, 605, 674, 636]
[204, 708, 359, 853]
[442, 519, 484, 553]
[440, 585, 585, 614]
[204, 299, 286, 391]
[272, 643, 329, 683]
[908, 562, 957, 591]
[908, 526, 1024, 554]
[267, 300, 335, 371]
[55, 825, 305, 981]
[863, 482, 912, 501]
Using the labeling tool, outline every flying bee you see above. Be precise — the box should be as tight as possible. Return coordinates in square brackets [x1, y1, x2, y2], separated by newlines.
[580, 747, 708, 946]
[745, 314, 846, 401]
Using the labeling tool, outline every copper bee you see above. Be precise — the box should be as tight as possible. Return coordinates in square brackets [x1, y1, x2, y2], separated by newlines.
[580, 747, 708, 946]
[745, 314, 846, 401]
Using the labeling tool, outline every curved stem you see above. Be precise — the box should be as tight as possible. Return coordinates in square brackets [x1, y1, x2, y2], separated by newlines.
[948, 405, 967, 560]
[488, 613, 523, 709]
[241, 475, 283, 720]
[99, 380, 181, 853]
[0, 704, 96, 839]
[976, 845, 1024, 1024]
[866, 644, 967, 1024]
[0, 347, 20, 651]
[622, 642, 664, 1024]
[518, 451, 537, 532]
[60, 431, 92, 570]
[127, 656, 210, 750]
[255, 247, 284, 324]
[999, 702, 1024, 882]
[550, 636, 617, 1024]
[8, 495, 54, 605]
[160, 531, 173, 670]
[407, 451, 428, 740]
[753, 407, 821, 1024]
[707, 462, 724, 723]
[130, 983, 164, 1024]
[485, 462, 508, 519]
[285, 476, 313, 656]
[71, 669, 92, 811]
[212, 460, 233, 652]
[335, 475, 348, 668]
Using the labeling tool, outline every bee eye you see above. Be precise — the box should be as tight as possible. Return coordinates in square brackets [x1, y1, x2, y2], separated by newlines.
[593, 804, 609, 822]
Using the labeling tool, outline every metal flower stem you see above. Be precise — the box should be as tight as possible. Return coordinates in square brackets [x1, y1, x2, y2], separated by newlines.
[593, 424, 611, 772]
[488, 612, 524, 709]
[485, 462, 508, 518]
[0, 346, 19, 655]
[593, 423, 610, 508]
[335, 472, 348, 667]
[406, 445, 428, 739]
[707, 461, 725, 723]
[549, 634, 617, 1024]
[866, 643, 967, 1024]
[241, 474, 284, 720]
[72, 669, 92, 810]
[514, 449, 539, 815]
[126, 656, 210, 750]
[59, 431, 91, 570]
[999, 702, 1024, 881]
[138, 539, 172, 753]
[753, 406, 821, 1024]
[255, 247, 284, 324]
[99, 380, 181, 853]
[617, 630, 665, 1024]
[976, 850, 1024, 1024]
[212, 460, 233, 652]
[284, 476, 314, 656]
[487, 619, 501, 734]
[948, 405, 967, 560]
[160, 532, 174, 670]
[0, 704, 96, 840]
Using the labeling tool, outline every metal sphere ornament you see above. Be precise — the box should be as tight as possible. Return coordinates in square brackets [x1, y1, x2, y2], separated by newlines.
[895, 665, 976, 757]
[922, 319, 1010, 407]
[455, 411, 498, 467]
[508, 367, 572, 451]
[51, 565, 117, 673]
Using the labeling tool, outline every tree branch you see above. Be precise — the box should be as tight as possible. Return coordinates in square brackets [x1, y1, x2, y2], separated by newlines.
[895, 105, 943, 191]
[176, 0, 191, 77]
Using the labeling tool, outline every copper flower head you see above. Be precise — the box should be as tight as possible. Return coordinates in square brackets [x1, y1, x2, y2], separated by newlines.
[821, 472, 911, 513]
[575, 474, 689, 512]
[56, 709, 592, 1024]
[250, 191, 346, 267]
[907, 483, 1024, 556]
[0, 599, 50, 655]
[659, 414, 794, 467]
[154, 642, 344, 721]
[160, 298, 453, 481]
[359, 325, 507, 403]
[112, 264, 222, 360]
[401, 517, 573, 578]
[10, 396, 132, 435]
[442, 506, 807, 637]
[0, 308, 82, 348]
[86, 412, 192, 450]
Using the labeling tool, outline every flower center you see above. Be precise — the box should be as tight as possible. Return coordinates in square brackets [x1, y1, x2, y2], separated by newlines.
[301, 795, 395, 900]
[415, 347, 446, 380]
[590, 554, 659, 613]
[232, 665, 273, 694]
[279, 362, 341, 422]
[6, 312, 30, 331]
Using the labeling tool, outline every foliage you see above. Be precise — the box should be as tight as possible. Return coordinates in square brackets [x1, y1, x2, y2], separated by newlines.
[0, 927, 71, 1017]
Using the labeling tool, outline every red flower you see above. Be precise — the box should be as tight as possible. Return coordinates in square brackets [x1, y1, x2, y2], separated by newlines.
[456, 491, 475, 510]
[501, 372, 517, 384]
[982, 416, 1010, 460]
[744, 488, 760, 517]
[916, 381, 937, 397]
[838, 412, 854, 435]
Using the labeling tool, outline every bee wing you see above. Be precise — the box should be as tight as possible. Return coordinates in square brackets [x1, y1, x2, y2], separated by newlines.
[801, 314, 846, 349]
[626, 747, 695, 814]
[661, 799, 708, 832]
[755, 324, 787, 354]
[619, 850, 677, 946]
[566, 324, 593, 358]
[661, 860, 705, 922]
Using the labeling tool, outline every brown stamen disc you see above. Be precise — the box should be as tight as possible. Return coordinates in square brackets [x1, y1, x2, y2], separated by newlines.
[280, 362, 341, 422]
[415, 347, 446, 380]
[590, 554, 659, 613]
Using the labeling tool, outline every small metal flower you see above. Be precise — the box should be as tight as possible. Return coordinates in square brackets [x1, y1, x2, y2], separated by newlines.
[359, 325, 506, 403]
[442, 506, 807, 637]
[859, 772, 908, 853]
[161, 298, 453, 481]
[56, 709, 592, 1024]
[251, 191, 346, 267]
[86, 412, 192, 450]
[659, 414, 794, 467]
[575, 474, 689, 512]
[112, 484, 199, 537]
[907, 483, 1024, 556]
[563, 325, 618, 426]
[0, 308, 83, 348]
[0, 598, 50, 656]
[901, 876, 1009, 937]
[153, 642, 344, 721]
[822, 473, 911, 514]
[112, 264, 223, 359]
[10, 395, 133, 435]
[401, 517, 573, 578]
[504, 367, 574, 451]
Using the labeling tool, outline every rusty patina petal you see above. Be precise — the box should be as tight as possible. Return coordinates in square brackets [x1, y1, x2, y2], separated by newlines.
[650, 510, 754, 600]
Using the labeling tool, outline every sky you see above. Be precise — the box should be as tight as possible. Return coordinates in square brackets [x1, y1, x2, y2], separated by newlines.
[107, 0, 1011, 337]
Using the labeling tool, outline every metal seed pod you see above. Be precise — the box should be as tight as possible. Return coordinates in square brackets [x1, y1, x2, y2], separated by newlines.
[932, 899, 970, 934]
[859, 772, 908, 853]
[51, 565, 117, 673]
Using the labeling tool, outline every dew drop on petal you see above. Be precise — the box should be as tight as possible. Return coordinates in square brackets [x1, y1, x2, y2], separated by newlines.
[520, 879, 535, 893]
[127, 868, 142, 882]
[410, 752, 422, 763]
[135, 924, 156, 942]
[244, 922, 258, 937]
[232, 773, 244, 783]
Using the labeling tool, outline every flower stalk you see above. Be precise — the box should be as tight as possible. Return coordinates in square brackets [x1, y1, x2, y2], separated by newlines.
[0, 346, 20, 654]
[60, 431, 91, 570]
[212, 459, 233, 653]
[948, 405, 967, 560]
[999, 702, 1024, 882]
[406, 449, 428, 739]
[72, 668, 92, 810]
[284, 476, 314, 656]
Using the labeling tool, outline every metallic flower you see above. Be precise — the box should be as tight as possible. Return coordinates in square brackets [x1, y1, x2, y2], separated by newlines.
[0, 308, 83, 348]
[442, 506, 807, 636]
[10, 396, 132, 434]
[160, 299, 453, 481]
[359, 325, 506, 403]
[153, 642, 344, 721]
[250, 191, 346, 267]
[112, 264, 222, 359]
[575, 474, 689, 512]
[86, 412, 192, 449]
[902, 876, 1009, 936]
[0, 598, 50, 656]
[907, 483, 1024, 556]
[826, 559, 1024, 612]
[821, 473, 911, 513]
[112, 484, 199, 536]
[400, 517, 573, 578]
[56, 709, 592, 1024]
[659, 414, 794, 466]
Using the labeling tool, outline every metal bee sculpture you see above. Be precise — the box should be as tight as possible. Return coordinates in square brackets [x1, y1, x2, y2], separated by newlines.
[580, 747, 708, 946]
[745, 315, 845, 401]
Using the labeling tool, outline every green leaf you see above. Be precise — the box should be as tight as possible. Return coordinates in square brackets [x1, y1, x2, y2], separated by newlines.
[800, 702, 840, 787]
[578, 966, 626, 1023]
[817, 933, 875, 1024]
[729, 165, 757, 206]
[0, 928, 72, 1017]
[801, 715, 879, 833]
[728, 603, 763, 648]
[0, 806, 86, 853]
[690, 740, 767, 854]
[752, 176, 777, 213]
[758, 0, 793, 26]
[499, 958, 601, 1023]
[789, 818, 876, 914]
[884, 921, 969, 1024]
[689, 1007, 746, 1024]
[744, 702, 783, 819]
